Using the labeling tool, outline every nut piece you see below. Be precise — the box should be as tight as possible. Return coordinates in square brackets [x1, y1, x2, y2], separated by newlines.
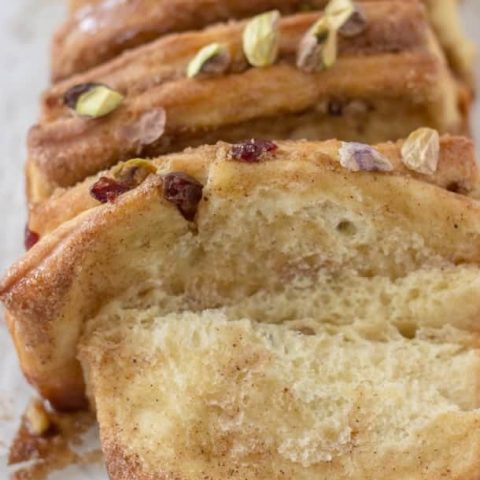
[401, 128, 440, 175]
[339, 142, 393, 172]
[326, 0, 367, 36]
[113, 158, 158, 187]
[163, 172, 204, 221]
[65, 83, 124, 118]
[243, 10, 280, 67]
[26, 399, 50, 436]
[297, 16, 338, 72]
[338, 4, 367, 37]
[187, 43, 231, 78]
[326, 0, 354, 28]
[117, 108, 166, 151]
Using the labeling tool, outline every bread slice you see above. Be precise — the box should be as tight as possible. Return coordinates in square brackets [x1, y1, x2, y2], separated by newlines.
[80, 309, 480, 480]
[27, 135, 480, 239]
[54, 0, 473, 85]
[3, 137, 480, 410]
[29, 2, 468, 203]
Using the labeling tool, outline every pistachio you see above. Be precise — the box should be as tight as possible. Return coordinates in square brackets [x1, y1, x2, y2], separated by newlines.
[65, 83, 124, 118]
[187, 43, 231, 78]
[112, 158, 158, 187]
[243, 10, 280, 67]
[325, 0, 354, 29]
[338, 5, 367, 37]
[117, 108, 166, 151]
[297, 17, 337, 72]
[26, 399, 51, 436]
[339, 142, 393, 172]
[401, 128, 440, 175]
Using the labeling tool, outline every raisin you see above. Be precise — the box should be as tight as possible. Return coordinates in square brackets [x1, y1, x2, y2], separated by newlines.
[163, 172, 204, 221]
[231, 139, 278, 163]
[24, 225, 40, 251]
[90, 177, 130, 204]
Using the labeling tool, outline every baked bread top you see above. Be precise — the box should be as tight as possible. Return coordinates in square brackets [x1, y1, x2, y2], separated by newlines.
[54, 0, 473, 84]
[28, 2, 468, 203]
[3, 136, 480, 410]
[28, 135, 480, 238]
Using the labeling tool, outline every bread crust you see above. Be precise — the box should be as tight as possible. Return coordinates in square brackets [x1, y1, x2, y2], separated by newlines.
[4, 138, 480, 409]
[28, 136, 480, 238]
[28, 3, 468, 202]
[53, 0, 473, 84]
[42, 5, 428, 123]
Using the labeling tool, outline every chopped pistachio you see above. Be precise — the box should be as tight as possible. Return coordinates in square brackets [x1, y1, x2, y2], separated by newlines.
[71, 84, 124, 118]
[325, 0, 367, 37]
[187, 43, 230, 78]
[338, 4, 367, 37]
[339, 142, 393, 172]
[325, 0, 356, 29]
[297, 16, 338, 72]
[401, 128, 440, 175]
[26, 399, 50, 436]
[243, 10, 280, 67]
[112, 158, 157, 177]
[112, 158, 158, 188]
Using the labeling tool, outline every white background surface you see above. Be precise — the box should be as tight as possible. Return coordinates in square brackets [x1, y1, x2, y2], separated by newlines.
[0, 2, 479, 478]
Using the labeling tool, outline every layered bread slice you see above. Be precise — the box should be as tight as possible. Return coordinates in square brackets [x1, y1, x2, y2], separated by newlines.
[54, 0, 474, 84]
[3, 136, 480, 410]
[28, 2, 469, 203]
[80, 310, 480, 480]
[27, 135, 480, 239]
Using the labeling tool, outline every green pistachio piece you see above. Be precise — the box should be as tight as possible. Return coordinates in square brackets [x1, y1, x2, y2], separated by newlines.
[74, 85, 124, 118]
[297, 16, 338, 72]
[112, 158, 158, 177]
[187, 43, 231, 78]
[325, 0, 356, 30]
[243, 10, 281, 67]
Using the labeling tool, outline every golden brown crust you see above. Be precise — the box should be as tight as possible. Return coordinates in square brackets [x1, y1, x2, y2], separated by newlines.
[28, 136, 480, 238]
[52, 0, 473, 84]
[4, 138, 480, 409]
[43, 5, 427, 123]
[53, 0, 327, 81]
[29, 3, 467, 202]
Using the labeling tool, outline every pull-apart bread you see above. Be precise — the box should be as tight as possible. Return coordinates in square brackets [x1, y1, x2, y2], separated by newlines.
[3, 135, 480, 413]
[82, 311, 480, 480]
[56, 0, 474, 84]
[28, 1, 469, 203]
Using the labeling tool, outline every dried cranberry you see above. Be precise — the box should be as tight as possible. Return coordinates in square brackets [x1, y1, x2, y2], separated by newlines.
[90, 176, 130, 204]
[63, 83, 103, 109]
[231, 139, 278, 163]
[163, 172, 204, 221]
[24, 225, 40, 251]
